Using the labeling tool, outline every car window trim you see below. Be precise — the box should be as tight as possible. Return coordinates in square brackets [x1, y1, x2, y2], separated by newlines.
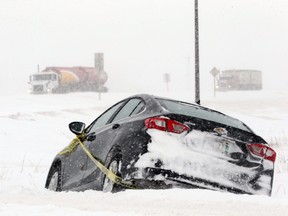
[85, 99, 127, 133]
[108, 97, 146, 124]
[129, 100, 145, 116]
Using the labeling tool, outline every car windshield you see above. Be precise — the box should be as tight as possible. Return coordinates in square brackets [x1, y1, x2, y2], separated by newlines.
[157, 98, 251, 132]
[32, 74, 55, 81]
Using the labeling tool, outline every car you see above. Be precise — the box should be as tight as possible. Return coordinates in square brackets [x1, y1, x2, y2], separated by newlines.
[45, 94, 276, 195]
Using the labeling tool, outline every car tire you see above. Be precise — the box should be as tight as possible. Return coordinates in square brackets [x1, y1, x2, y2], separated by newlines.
[102, 152, 123, 193]
[47, 165, 62, 191]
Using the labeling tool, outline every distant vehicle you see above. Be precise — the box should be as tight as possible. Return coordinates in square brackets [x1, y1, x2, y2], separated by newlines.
[28, 66, 108, 94]
[45, 94, 276, 196]
[216, 70, 262, 91]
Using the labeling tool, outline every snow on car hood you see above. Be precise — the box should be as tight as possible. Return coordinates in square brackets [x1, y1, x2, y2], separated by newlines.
[135, 129, 269, 194]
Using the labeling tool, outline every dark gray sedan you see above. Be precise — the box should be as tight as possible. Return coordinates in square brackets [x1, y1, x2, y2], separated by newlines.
[45, 94, 276, 195]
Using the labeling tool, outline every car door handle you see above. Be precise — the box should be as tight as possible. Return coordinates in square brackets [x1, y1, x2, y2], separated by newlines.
[86, 132, 96, 141]
[112, 124, 120, 130]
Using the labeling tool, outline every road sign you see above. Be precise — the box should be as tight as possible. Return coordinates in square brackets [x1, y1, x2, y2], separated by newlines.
[210, 67, 220, 97]
[163, 73, 170, 83]
[95, 53, 104, 72]
[210, 67, 220, 77]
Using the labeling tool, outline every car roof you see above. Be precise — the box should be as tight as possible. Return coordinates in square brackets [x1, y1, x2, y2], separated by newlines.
[128, 93, 208, 111]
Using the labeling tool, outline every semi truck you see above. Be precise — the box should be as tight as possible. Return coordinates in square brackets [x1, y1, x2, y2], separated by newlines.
[216, 69, 262, 91]
[28, 66, 108, 94]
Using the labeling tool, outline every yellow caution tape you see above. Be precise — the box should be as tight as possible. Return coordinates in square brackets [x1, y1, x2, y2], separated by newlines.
[59, 136, 138, 189]
[59, 138, 80, 155]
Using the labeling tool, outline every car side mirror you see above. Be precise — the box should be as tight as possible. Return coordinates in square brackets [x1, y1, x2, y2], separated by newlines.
[69, 121, 86, 135]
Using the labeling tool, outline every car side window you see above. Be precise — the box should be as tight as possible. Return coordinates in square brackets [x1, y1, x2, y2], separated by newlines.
[130, 101, 145, 116]
[89, 101, 125, 132]
[111, 98, 144, 123]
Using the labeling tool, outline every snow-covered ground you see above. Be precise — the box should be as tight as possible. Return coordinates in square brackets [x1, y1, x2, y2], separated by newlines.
[0, 90, 288, 215]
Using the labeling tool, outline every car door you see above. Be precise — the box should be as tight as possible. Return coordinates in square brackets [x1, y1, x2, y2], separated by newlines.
[81, 98, 144, 189]
[79, 100, 126, 188]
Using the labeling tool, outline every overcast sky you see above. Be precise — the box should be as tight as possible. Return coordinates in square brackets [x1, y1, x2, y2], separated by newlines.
[0, 0, 287, 94]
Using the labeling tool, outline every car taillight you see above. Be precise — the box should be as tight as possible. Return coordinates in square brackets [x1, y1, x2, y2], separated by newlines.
[247, 143, 276, 162]
[144, 117, 189, 134]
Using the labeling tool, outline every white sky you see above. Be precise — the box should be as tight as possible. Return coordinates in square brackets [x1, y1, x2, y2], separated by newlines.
[0, 0, 288, 94]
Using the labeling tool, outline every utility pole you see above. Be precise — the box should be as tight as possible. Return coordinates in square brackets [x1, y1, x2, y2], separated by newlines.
[194, 0, 200, 105]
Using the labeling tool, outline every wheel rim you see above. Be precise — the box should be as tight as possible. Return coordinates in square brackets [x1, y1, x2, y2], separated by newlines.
[103, 160, 118, 193]
[48, 171, 59, 191]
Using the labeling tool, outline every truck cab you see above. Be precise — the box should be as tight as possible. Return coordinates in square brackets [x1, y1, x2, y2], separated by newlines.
[29, 72, 59, 94]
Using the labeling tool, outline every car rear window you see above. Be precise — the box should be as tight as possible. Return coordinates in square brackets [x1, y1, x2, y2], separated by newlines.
[157, 99, 251, 132]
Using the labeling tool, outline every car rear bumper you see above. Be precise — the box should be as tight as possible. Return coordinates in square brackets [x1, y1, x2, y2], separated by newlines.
[130, 167, 273, 196]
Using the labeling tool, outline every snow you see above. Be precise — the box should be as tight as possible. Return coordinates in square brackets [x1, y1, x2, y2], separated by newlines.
[1, 91, 288, 215]
[135, 129, 266, 195]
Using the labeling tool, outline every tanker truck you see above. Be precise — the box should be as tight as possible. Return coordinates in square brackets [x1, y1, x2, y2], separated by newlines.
[28, 66, 108, 94]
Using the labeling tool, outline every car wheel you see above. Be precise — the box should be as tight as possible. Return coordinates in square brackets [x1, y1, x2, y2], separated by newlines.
[102, 153, 123, 193]
[47, 165, 61, 191]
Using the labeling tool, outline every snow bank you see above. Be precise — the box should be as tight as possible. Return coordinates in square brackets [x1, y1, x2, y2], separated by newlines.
[0, 91, 288, 215]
